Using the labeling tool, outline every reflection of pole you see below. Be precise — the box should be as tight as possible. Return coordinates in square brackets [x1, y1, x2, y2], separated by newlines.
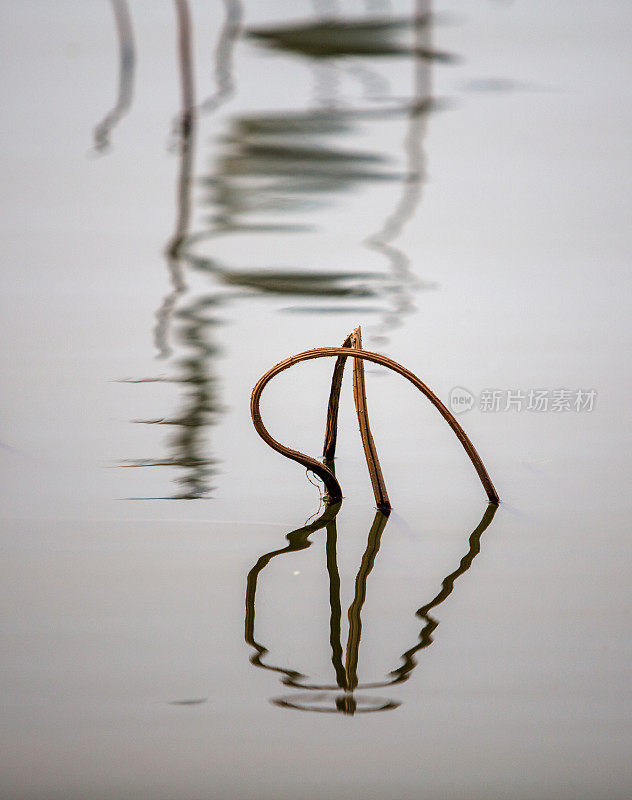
[154, 0, 196, 359]
[135, 0, 241, 499]
[94, 0, 135, 152]
[127, 0, 218, 499]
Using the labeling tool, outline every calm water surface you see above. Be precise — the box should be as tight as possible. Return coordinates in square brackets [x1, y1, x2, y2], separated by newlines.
[1, 1, 631, 798]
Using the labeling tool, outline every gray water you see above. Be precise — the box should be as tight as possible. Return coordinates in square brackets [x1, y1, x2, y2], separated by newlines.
[1, 1, 631, 798]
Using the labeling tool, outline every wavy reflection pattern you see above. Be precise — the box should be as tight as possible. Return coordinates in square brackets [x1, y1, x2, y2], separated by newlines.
[246, 501, 498, 714]
[105, 1, 452, 497]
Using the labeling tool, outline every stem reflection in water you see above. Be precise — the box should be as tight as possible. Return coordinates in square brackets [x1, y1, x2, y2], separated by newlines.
[245, 500, 498, 714]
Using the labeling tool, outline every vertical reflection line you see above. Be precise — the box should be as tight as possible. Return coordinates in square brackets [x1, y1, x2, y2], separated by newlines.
[366, 1, 433, 336]
[94, 0, 136, 151]
[200, 0, 243, 113]
[154, 0, 197, 358]
[345, 511, 390, 690]
[387, 0, 432, 234]
[170, 0, 196, 250]
[325, 517, 348, 690]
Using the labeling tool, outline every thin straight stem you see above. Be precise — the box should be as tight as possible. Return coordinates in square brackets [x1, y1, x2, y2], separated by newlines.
[350, 327, 390, 509]
[323, 332, 353, 460]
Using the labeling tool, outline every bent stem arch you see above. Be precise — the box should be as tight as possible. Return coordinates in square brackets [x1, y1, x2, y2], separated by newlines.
[250, 336, 499, 506]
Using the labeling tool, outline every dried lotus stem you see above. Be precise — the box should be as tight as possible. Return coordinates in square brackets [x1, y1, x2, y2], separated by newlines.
[322, 327, 390, 510]
[250, 338, 499, 506]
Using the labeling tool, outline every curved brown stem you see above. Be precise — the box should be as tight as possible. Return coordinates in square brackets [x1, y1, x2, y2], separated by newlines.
[251, 346, 499, 505]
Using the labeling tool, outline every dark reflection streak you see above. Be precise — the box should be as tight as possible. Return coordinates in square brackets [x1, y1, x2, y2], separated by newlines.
[145, 0, 245, 496]
[130, 1, 220, 499]
[152, 298, 222, 498]
[154, 0, 196, 360]
[245, 16, 441, 60]
[93, 0, 135, 152]
[170, 0, 196, 250]
[199, 0, 243, 114]
[325, 516, 347, 690]
[246, 14, 457, 62]
[244, 503, 342, 685]
[345, 510, 389, 690]
[388, 502, 498, 685]
[238, 5, 442, 339]
[180, 110, 400, 300]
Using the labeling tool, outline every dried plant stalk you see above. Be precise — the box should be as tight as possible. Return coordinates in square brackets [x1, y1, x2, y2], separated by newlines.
[349, 327, 390, 510]
[322, 327, 390, 510]
[322, 332, 353, 461]
[251, 343, 499, 506]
